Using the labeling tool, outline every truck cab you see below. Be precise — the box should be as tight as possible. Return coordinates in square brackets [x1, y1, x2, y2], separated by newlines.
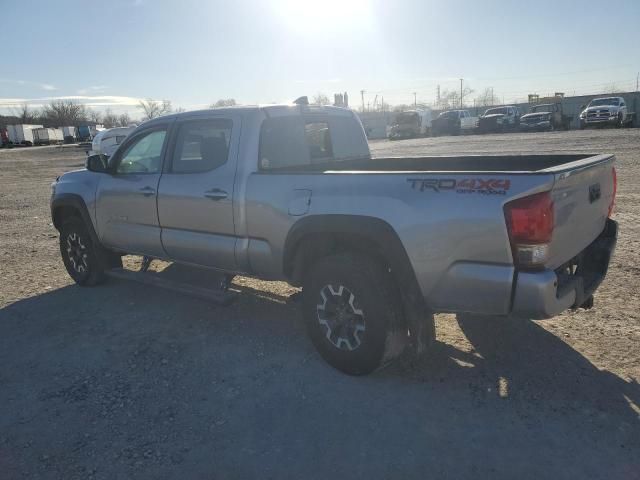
[478, 106, 521, 133]
[579, 96, 630, 129]
[387, 109, 432, 140]
[521, 102, 571, 131]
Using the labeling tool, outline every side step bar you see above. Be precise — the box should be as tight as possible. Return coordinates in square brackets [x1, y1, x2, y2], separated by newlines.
[106, 268, 237, 306]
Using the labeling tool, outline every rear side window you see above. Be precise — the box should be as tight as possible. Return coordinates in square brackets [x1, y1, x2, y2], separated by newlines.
[305, 122, 332, 160]
[260, 116, 308, 170]
[171, 119, 232, 173]
[259, 114, 370, 170]
[327, 115, 369, 161]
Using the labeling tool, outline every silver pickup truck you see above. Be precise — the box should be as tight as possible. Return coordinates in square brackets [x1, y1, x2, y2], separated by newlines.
[51, 104, 618, 375]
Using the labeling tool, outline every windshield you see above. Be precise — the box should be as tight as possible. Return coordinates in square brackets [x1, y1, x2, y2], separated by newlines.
[531, 104, 554, 113]
[438, 111, 458, 119]
[589, 98, 619, 107]
[484, 108, 507, 116]
[395, 112, 419, 124]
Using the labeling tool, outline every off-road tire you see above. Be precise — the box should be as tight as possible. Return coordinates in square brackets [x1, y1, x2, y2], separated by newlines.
[59, 218, 108, 286]
[302, 253, 407, 375]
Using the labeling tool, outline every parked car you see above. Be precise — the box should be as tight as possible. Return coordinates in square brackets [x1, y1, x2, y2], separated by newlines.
[520, 102, 572, 132]
[579, 96, 631, 129]
[387, 109, 432, 139]
[431, 110, 478, 136]
[477, 106, 521, 133]
[89, 126, 136, 157]
[51, 104, 618, 375]
[0, 128, 8, 147]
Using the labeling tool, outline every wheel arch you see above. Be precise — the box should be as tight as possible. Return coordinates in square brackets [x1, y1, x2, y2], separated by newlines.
[51, 194, 100, 245]
[283, 214, 421, 297]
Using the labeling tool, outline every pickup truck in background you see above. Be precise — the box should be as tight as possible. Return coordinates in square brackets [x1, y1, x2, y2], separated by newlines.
[579, 96, 632, 129]
[520, 102, 572, 132]
[51, 103, 618, 375]
[431, 110, 478, 136]
[477, 105, 522, 133]
[387, 109, 432, 139]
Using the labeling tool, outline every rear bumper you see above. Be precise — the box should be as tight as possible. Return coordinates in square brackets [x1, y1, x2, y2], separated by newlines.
[511, 219, 618, 319]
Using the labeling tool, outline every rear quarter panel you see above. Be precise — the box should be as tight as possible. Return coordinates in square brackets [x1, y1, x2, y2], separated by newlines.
[244, 170, 555, 313]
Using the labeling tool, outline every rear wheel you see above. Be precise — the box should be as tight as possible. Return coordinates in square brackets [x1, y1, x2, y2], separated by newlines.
[302, 253, 408, 375]
[59, 218, 110, 286]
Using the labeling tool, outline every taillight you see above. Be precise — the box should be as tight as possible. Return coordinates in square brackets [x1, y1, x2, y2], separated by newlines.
[608, 166, 617, 217]
[504, 191, 554, 268]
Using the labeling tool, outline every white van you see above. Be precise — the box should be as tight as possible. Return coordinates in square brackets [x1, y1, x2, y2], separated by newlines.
[89, 126, 136, 157]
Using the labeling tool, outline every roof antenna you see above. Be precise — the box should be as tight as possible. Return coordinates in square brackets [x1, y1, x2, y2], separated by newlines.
[293, 96, 309, 106]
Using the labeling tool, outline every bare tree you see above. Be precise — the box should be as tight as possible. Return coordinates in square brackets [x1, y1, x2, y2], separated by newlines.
[210, 99, 236, 108]
[88, 109, 102, 124]
[311, 93, 330, 105]
[117, 112, 131, 127]
[41, 100, 88, 126]
[11, 102, 38, 123]
[474, 87, 496, 107]
[102, 109, 119, 128]
[137, 99, 173, 121]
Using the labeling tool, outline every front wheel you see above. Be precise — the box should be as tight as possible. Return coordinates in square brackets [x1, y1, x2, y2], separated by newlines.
[302, 254, 408, 375]
[59, 218, 108, 286]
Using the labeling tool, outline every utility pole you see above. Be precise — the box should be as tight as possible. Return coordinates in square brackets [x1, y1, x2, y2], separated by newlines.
[381, 96, 384, 112]
[490, 87, 494, 105]
[413, 92, 417, 107]
[436, 85, 440, 107]
[636, 72, 639, 91]
[360, 90, 365, 113]
[460, 78, 464, 108]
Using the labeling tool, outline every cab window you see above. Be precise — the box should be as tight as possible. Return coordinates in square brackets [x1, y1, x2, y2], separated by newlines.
[171, 119, 232, 173]
[116, 130, 166, 174]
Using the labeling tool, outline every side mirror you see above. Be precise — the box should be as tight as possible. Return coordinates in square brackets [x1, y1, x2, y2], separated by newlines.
[86, 154, 108, 173]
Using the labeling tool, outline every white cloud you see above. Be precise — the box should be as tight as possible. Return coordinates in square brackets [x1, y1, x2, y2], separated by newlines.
[0, 95, 146, 115]
[77, 85, 108, 95]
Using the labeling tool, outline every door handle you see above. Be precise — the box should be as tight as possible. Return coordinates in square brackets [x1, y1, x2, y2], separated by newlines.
[204, 189, 228, 200]
[139, 186, 156, 197]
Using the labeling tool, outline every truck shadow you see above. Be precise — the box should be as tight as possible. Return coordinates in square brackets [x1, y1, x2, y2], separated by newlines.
[390, 312, 640, 432]
[0, 284, 638, 477]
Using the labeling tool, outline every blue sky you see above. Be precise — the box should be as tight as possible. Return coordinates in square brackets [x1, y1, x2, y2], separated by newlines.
[1, 0, 639, 117]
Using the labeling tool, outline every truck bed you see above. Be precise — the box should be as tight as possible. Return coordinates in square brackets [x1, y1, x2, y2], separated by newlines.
[267, 154, 608, 173]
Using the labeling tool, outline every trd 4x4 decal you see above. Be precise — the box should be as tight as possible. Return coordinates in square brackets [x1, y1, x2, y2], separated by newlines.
[407, 178, 511, 195]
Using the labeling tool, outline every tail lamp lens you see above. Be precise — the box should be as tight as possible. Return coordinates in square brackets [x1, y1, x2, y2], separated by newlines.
[504, 191, 554, 267]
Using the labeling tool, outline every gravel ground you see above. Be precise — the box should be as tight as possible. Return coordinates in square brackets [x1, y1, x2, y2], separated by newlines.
[0, 130, 639, 479]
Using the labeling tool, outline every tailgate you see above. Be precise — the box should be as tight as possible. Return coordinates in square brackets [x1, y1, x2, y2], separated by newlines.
[546, 154, 615, 269]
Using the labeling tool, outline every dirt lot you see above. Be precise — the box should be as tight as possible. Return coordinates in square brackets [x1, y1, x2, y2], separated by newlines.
[1, 130, 639, 479]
